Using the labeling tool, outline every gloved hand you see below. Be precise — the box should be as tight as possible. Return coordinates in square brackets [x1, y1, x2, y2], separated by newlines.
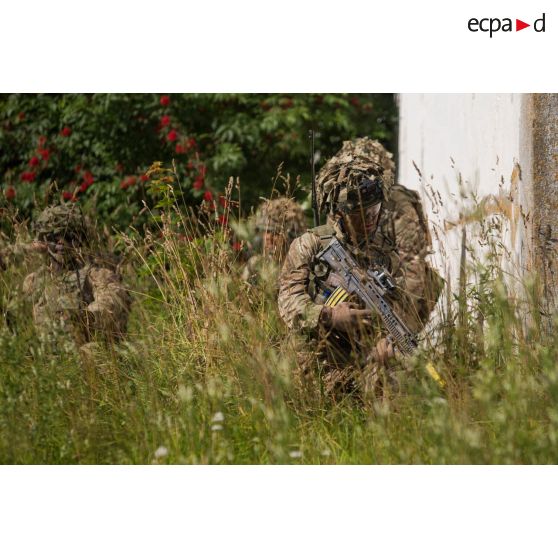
[370, 337, 397, 366]
[320, 302, 373, 334]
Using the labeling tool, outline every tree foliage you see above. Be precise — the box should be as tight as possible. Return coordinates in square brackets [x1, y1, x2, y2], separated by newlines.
[0, 93, 396, 230]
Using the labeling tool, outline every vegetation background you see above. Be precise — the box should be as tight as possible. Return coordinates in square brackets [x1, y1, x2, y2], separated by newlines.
[1, 94, 557, 464]
[0, 93, 396, 231]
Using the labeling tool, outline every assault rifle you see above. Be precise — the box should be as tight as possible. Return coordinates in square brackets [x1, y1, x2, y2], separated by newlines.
[316, 236, 445, 387]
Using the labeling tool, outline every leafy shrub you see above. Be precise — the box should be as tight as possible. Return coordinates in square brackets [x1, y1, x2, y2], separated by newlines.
[0, 94, 396, 232]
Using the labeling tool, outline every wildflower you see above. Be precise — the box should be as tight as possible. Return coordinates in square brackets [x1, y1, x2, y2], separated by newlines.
[140, 174, 149, 182]
[175, 144, 186, 154]
[21, 171, 36, 182]
[198, 164, 207, 177]
[232, 241, 242, 251]
[210, 412, 224, 432]
[79, 183, 89, 193]
[289, 450, 302, 459]
[62, 191, 75, 201]
[154, 446, 168, 458]
[29, 156, 40, 168]
[160, 95, 170, 106]
[212, 411, 224, 423]
[167, 129, 178, 142]
[38, 148, 50, 161]
[203, 190, 213, 201]
[5, 186, 16, 201]
[60, 126, 72, 137]
[160, 115, 171, 127]
[218, 214, 228, 226]
[186, 137, 197, 150]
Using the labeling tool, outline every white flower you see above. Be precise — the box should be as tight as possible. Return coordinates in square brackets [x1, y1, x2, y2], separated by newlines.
[289, 450, 302, 459]
[211, 411, 224, 423]
[211, 424, 223, 432]
[154, 446, 168, 458]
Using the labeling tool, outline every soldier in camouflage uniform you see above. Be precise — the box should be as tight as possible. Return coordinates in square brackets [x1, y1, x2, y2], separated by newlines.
[278, 138, 441, 399]
[242, 197, 306, 284]
[22, 203, 132, 354]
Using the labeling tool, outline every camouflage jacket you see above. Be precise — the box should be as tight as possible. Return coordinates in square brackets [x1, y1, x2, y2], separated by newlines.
[278, 184, 441, 338]
[22, 263, 132, 347]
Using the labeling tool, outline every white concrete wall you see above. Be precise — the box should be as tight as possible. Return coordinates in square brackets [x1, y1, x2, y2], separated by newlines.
[397, 94, 528, 295]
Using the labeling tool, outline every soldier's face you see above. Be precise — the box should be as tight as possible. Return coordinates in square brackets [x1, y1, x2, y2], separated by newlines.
[37, 234, 72, 266]
[344, 203, 382, 239]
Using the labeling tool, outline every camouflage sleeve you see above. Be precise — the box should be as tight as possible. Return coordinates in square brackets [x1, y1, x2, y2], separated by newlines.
[277, 232, 324, 333]
[86, 267, 132, 340]
[390, 200, 432, 334]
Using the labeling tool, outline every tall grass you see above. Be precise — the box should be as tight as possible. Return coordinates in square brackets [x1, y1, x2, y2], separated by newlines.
[1, 171, 558, 464]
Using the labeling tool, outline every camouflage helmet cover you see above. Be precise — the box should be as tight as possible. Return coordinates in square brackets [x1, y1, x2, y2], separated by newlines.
[255, 197, 306, 239]
[34, 203, 87, 243]
[316, 137, 395, 214]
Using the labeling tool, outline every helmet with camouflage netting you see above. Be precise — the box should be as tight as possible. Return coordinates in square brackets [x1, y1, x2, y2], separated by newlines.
[34, 203, 88, 244]
[254, 197, 306, 239]
[316, 137, 395, 215]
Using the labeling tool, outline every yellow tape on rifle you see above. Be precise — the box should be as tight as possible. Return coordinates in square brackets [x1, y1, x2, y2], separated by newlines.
[425, 361, 446, 388]
[325, 286, 350, 307]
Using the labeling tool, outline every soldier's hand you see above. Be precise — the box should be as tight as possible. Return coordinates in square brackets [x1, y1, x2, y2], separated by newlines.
[320, 302, 373, 333]
[371, 337, 397, 366]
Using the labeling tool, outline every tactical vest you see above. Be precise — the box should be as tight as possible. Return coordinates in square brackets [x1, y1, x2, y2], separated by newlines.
[308, 184, 441, 313]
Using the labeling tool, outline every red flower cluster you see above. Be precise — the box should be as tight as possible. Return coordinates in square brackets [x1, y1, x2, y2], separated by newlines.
[38, 148, 50, 162]
[5, 186, 16, 201]
[120, 175, 137, 190]
[140, 174, 149, 182]
[160, 115, 171, 128]
[167, 129, 178, 142]
[29, 156, 40, 168]
[60, 126, 72, 137]
[62, 191, 77, 202]
[217, 214, 228, 226]
[83, 171, 94, 186]
[232, 241, 242, 251]
[193, 175, 204, 190]
[21, 171, 36, 182]
[160, 95, 170, 107]
[203, 190, 213, 201]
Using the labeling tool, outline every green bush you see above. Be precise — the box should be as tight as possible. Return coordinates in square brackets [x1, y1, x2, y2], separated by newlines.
[0, 94, 396, 231]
